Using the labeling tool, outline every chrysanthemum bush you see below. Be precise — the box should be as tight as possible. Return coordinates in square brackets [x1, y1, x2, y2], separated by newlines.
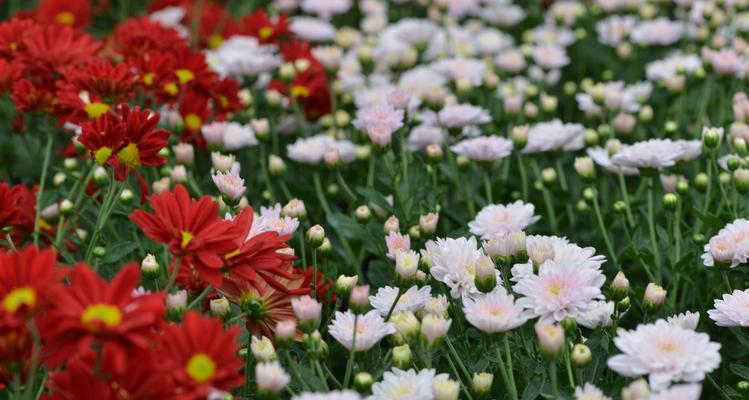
[4, 0, 749, 399]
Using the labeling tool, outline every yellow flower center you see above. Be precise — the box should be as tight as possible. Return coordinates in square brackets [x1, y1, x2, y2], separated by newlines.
[181, 231, 194, 249]
[547, 284, 562, 296]
[142, 72, 155, 86]
[224, 248, 241, 260]
[9, 42, 17, 52]
[2, 287, 36, 313]
[116, 143, 141, 168]
[81, 303, 122, 330]
[85, 102, 110, 119]
[259, 27, 273, 40]
[184, 114, 202, 131]
[208, 34, 224, 49]
[94, 147, 113, 165]
[175, 69, 195, 85]
[657, 341, 678, 353]
[55, 11, 75, 25]
[290, 86, 310, 99]
[217, 95, 229, 108]
[164, 83, 179, 96]
[186, 353, 216, 383]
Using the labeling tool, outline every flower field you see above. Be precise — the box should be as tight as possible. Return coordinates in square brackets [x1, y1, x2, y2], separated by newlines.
[2, 0, 749, 398]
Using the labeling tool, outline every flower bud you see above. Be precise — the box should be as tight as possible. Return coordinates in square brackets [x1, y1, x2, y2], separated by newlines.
[474, 255, 497, 293]
[419, 212, 439, 236]
[306, 225, 325, 247]
[63, 157, 78, 171]
[541, 168, 557, 186]
[676, 180, 689, 195]
[735, 168, 749, 193]
[737, 381, 749, 394]
[643, 283, 666, 310]
[574, 157, 595, 180]
[392, 311, 420, 341]
[471, 372, 494, 397]
[335, 275, 358, 298]
[349, 285, 370, 313]
[275, 320, 297, 347]
[141, 254, 160, 279]
[166, 290, 187, 319]
[610, 271, 629, 300]
[59, 199, 74, 216]
[582, 187, 596, 203]
[354, 372, 373, 392]
[355, 205, 371, 222]
[282, 199, 306, 220]
[171, 165, 187, 183]
[433, 375, 460, 400]
[119, 188, 134, 205]
[422, 295, 449, 318]
[251, 336, 277, 362]
[426, 144, 443, 161]
[662, 193, 678, 210]
[584, 129, 599, 147]
[292, 295, 322, 332]
[482, 231, 527, 265]
[172, 143, 194, 165]
[694, 172, 709, 192]
[268, 155, 286, 175]
[255, 361, 290, 395]
[384, 215, 400, 234]
[93, 166, 108, 185]
[617, 296, 631, 313]
[408, 225, 421, 240]
[392, 343, 412, 369]
[511, 125, 529, 149]
[535, 322, 565, 360]
[421, 314, 451, 348]
[52, 172, 66, 187]
[571, 343, 592, 368]
[702, 126, 723, 149]
[395, 251, 419, 286]
[210, 297, 231, 319]
[93, 246, 106, 258]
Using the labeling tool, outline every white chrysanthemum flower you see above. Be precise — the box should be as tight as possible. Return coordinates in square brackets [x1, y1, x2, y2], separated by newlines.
[431, 57, 486, 86]
[450, 136, 513, 162]
[328, 310, 395, 352]
[353, 104, 405, 133]
[468, 201, 540, 239]
[369, 368, 443, 400]
[610, 139, 700, 170]
[586, 147, 639, 176]
[513, 236, 606, 280]
[300, 0, 351, 19]
[650, 383, 702, 400]
[531, 44, 569, 70]
[212, 171, 246, 201]
[596, 14, 638, 46]
[480, 3, 526, 27]
[514, 259, 606, 323]
[646, 52, 702, 81]
[292, 390, 362, 400]
[630, 18, 684, 46]
[495, 48, 527, 74]
[398, 66, 447, 99]
[206, 36, 282, 78]
[667, 311, 700, 330]
[408, 125, 444, 151]
[574, 383, 611, 400]
[287, 135, 357, 164]
[475, 29, 513, 56]
[384, 19, 439, 47]
[437, 104, 491, 129]
[385, 231, 411, 259]
[290, 17, 337, 42]
[708, 289, 749, 327]
[247, 204, 300, 238]
[369, 285, 432, 317]
[255, 361, 291, 393]
[463, 287, 530, 333]
[576, 300, 614, 329]
[429, 236, 487, 299]
[701, 218, 749, 268]
[607, 320, 721, 390]
[222, 122, 258, 150]
[522, 119, 584, 153]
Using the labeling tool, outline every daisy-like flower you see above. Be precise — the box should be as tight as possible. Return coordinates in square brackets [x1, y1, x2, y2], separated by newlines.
[450, 136, 513, 162]
[574, 383, 611, 400]
[646, 53, 702, 82]
[429, 236, 487, 299]
[667, 311, 699, 330]
[408, 125, 444, 151]
[514, 260, 605, 323]
[701, 218, 749, 268]
[353, 103, 404, 133]
[212, 171, 246, 201]
[607, 320, 721, 390]
[328, 310, 395, 352]
[248, 203, 300, 237]
[650, 383, 702, 400]
[432, 57, 486, 86]
[437, 104, 491, 129]
[287, 135, 357, 165]
[292, 391, 361, 400]
[290, 17, 337, 42]
[586, 147, 638, 176]
[531, 44, 569, 70]
[708, 289, 749, 327]
[159, 312, 244, 399]
[369, 285, 432, 317]
[595, 14, 638, 46]
[385, 231, 411, 259]
[369, 368, 442, 400]
[300, 0, 352, 19]
[576, 300, 614, 329]
[256, 361, 290, 394]
[0, 246, 63, 319]
[463, 287, 530, 333]
[630, 18, 683, 46]
[611, 139, 700, 170]
[522, 119, 584, 153]
[129, 185, 242, 287]
[468, 201, 540, 239]
[39, 265, 165, 373]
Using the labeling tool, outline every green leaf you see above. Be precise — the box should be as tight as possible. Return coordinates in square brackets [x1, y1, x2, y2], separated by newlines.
[521, 374, 545, 400]
[100, 242, 139, 265]
[692, 207, 724, 231]
[730, 363, 749, 381]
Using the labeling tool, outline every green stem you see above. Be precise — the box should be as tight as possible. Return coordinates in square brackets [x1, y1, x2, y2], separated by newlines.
[84, 178, 125, 265]
[550, 363, 559, 399]
[33, 137, 54, 246]
[618, 173, 635, 228]
[564, 345, 575, 389]
[187, 285, 212, 310]
[342, 314, 358, 388]
[313, 172, 332, 215]
[503, 335, 518, 400]
[258, 144, 274, 201]
[721, 271, 732, 292]
[336, 169, 358, 203]
[384, 287, 403, 321]
[483, 170, 494, 204]
[518, 154, 529, 201]
[367, 153, 376, 187]
[647, 177, 662, 283]
[495, 340, 518, 400]
[285, 352, 312, 391]
[592, 192, 617, 266]
[531, 160, 559, 234]
[445, 336, 472, 384]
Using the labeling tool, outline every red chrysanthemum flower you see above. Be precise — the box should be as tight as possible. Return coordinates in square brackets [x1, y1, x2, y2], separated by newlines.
[11, 79, 56, 113]
[45, 348, 175, 400]
[239, 10, 290, 44]
[178, 91, 211, 136]
[112, 17, 187, 60]
[0, 60, 23, 94]
[184, 1, 239, 49]
[0, 246, 63, 319]
[159, 312, 243, 399]
[36, 0, 93, 29]
[38, 264, 165, 373]
[207, 76, 242, 120]
[129, 185, 242, 287]
[19, 24, 101, 77]
[0, 182, 35, 234]
[78, 105, 170, 181]
[269, 70, 332, 121]
[219, 262, 307, 339]
[0, 17, 36, 60]
[223, 208, 297, 292]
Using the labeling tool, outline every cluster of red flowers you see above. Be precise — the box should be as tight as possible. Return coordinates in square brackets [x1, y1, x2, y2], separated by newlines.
[0, 246, 244, 398]
[0, 182, 36, 242]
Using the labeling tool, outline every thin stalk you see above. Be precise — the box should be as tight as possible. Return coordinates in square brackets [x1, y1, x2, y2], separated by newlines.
[84, 179, 125, 265]
[518, 154, 529, 201]
[721, 271, 732, 292]
[556, 158, 576, 227]
[342, 314, 358, 388]
[284, 352, 312, 391]
[618, 172, 635, 228]
[384, 287, 403, 321]
[592, 192, 617, 266]
[187, 285, 212, 310]
[445, 336, 472, 384]
[564, 345, 575, 389]
[163, 256, 182, 292]
[33, 137, 54, 246]
[312, 172, 332, 215]
[483, 170, 493, 204]
[549, 363, 560, 399]
[495, 341, 518, 400]
[647, 177, 662, 283]
[503, 335, 518, 400]
[336, 169, 358, 203]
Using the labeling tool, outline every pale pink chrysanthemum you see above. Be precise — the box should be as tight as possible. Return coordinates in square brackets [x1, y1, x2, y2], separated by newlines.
[300, 0, 351, 19]
[701, 218, 749, 268]
[437, 104, 491, 129]
[469, 201, 540, 239]
[450, 136, 513, 162]
[708, 289, 749, 327]
[574, 383, 611, 400]
[212, 170, 246, 200]
[429, 237, 488, 299]
[463, 287, 530, 334]
[369, 285, 432, 317]
[607, 320, 721, 390]
[353, 104, 404, 133]
[385, 231, 411, 260]
[531, 44, 569, 70]
[650, 383, 702, 400]
[522, 119, 584, 153]
[666, 311, 700, 330]
[328, 310, 395, 352]
[610, 139, 698, 170]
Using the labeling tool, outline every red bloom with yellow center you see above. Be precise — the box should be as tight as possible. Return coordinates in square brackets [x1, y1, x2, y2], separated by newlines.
[0, 246, 62, 318]
[240, 10, 289, 44]
[129, 185, 242, 287]
[112, 17, 187, 61]
[38, 264, 165, 373]
[0, 18, 35, 60]
[36, 0, 93, 30]
[158, 312, 243, 399]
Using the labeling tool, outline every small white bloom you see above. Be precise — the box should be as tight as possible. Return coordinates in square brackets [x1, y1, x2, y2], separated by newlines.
[469, 201, 540, 239]
[708, 289, 749, 327]
[328, 310, 395, 352]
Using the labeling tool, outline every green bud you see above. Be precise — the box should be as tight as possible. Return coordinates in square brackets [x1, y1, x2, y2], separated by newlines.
[93, 246, 106, 258]
[571, 343, 592, 368]
[354, 372, 373, 392]
[662, 193, 678, 210]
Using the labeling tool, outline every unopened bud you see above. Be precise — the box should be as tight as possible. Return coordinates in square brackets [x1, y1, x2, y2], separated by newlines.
[210, 297, 231, 318]
[354, 372, 373, 392]
[307, 225, 325, 247]
[571, 343, 592, 368]
[471, 372, 494, 397]
[141, 254, 160, 279]
[474, 255, 497, 293]
[643, 283, 666, 310]
[349, 285, 370, 313]
[610, 271, 629, 300]
[535, 322, 565, 360]
[355, 205, 371, 222]
[392, 343, 412, 369]
[384, 215, 400, 234]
